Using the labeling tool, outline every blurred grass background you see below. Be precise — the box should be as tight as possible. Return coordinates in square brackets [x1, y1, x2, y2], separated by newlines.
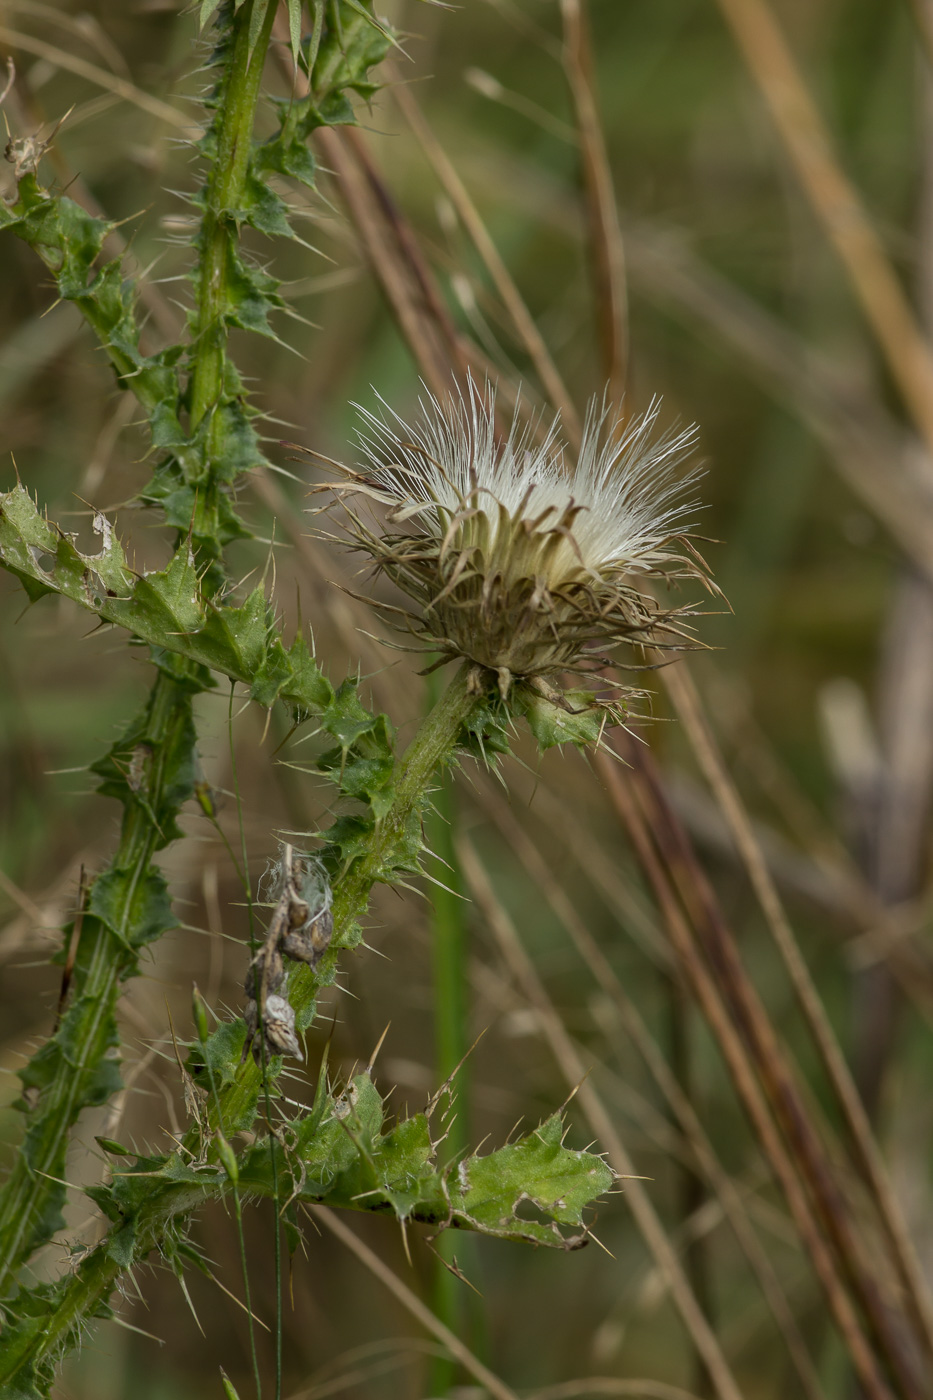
[2, 1, 933, 1397]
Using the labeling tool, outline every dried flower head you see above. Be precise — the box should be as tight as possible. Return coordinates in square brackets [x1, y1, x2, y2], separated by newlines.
[242, 847, 333, 1065]
[314, 378, 715, 703]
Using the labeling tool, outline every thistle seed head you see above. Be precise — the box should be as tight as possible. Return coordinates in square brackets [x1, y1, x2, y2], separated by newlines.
[314, 378, 715, 697]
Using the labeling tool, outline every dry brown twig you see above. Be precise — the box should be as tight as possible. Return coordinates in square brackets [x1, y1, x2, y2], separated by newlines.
[467, 780, 827, 1400]
[662, 661, 933, 1371]
[712, 0, 933, 469]
[458, 836, 748, 1400]
[0, 25, 190, 131]
[305, 1204, 521, 1400]
[559, 0, 628, 407]
[387, 66, 582, 445]
[596, 746, 899, 1400]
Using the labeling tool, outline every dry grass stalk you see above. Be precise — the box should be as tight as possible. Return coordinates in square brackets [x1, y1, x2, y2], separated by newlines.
[603, 737, 931, 1400]
[527, 1383, 705, 1400]
[0, 24, 189, 130]
[556, 25, 925, 1382]
[711, 681, 933, 1020]
[306, 1206, 521, 1400]
[595, 746, 900, 1400]
[458, 837, 748, 1400]
[559, 0, 629, 406]
[622, 225, 933, 585]
[314, 125, 472, 402]
[910, 0, 933, 73]
[712, 0, 933, 466]
[388, 70, 583, 446]
[469, 780, 827, 1400]
[663, 661, 933, 1370]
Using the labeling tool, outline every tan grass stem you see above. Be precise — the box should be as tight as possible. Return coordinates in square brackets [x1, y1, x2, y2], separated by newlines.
[596, 750, 897, 1400]
[388, 70, 583, 446]
[459, 837, 748, 1400]
[560, 0, 629, 407]
[663, 660, 933, 1368]
[712, 0, 933, 466]
[0, 26, 190, 130]
[529, 1383, 708, 1400]
[469, 785, 827, 1400]
[623, 742, 925, 1395]
[305, 1205, 521, 1400]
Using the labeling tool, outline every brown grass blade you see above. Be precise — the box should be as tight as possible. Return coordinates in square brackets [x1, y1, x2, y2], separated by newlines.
[709, 675, 933, 1020]
[458, 836, 749, 1400]
[313, 126, 466, 401]
[469, 782, 827, 1400]
[622, 225, 933, 583]
[712, 0, 933, 465]
[559, 0, 629, 405]
[663, 661, 933, 1371]
[388, 70, 583, 447]
[0, 24, 190, 130]
[602, 738, 917, 1400]
[909, 0, 933, 73]
[601, 752, 900, 1398]
[305, 1205, 521, 1400]
[528, 1384, 710, 1400]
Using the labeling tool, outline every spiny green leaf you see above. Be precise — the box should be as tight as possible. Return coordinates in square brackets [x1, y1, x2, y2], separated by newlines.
[517, 685, 608, 751]
[247, 0, 272, 58]
[199, 0, 223, 27]
[89, 868, 176, 954]
[241, 168, 296, 240]
[287, 0, 302, 65]
[460, 694, 512, 764]
[0, 488, 343, 720]
[91, 687, 197, 848]
[221, 1370, 243, 1400]
[240, 1073, 613, 1246]
[450, 1114, 615, 1247]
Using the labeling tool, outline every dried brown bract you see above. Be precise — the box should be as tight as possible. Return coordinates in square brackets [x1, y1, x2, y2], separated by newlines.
[242, 846, 333, 1065]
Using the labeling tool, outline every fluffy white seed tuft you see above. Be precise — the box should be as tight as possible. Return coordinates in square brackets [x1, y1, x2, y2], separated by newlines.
[311, 377, 715, 696]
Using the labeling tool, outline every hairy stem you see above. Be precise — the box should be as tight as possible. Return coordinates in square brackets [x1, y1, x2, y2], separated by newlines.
[213, 662, 480, 1126]
[328, 662, 477, 938]
[0, 669, 194, 1295]
[0, 0, 279, 1311]
[0, 662, 481, 1388]
[425, 674, 473, 1396]
[189, 0, 276, 438]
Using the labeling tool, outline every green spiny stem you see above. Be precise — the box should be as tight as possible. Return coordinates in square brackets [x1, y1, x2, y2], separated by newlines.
[0, 1182, 210, 1387]
[328, 662, 477, 937]
[0, 663, 483, 1388]
[0, 669, 194, 1296]
[428, 756, 471, 1398]
[189, 0, 277, 443]
[198, 662, 481, 1137]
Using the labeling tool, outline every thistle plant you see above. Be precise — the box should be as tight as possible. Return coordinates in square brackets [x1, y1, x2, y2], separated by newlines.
[0, 4, 710, 1398]
[318, 380, 712, 709]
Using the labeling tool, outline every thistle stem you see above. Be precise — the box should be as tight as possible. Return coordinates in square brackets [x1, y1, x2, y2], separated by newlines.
[188, 0, 277, 445]
[203, 663, 481, 1148]
[0, 662, 483, 1389]
[417, 663, 476, 1388]
[327, 662, 478, 942]
[0, 669, 193, 1295]
[425, 672, 472, 1395]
